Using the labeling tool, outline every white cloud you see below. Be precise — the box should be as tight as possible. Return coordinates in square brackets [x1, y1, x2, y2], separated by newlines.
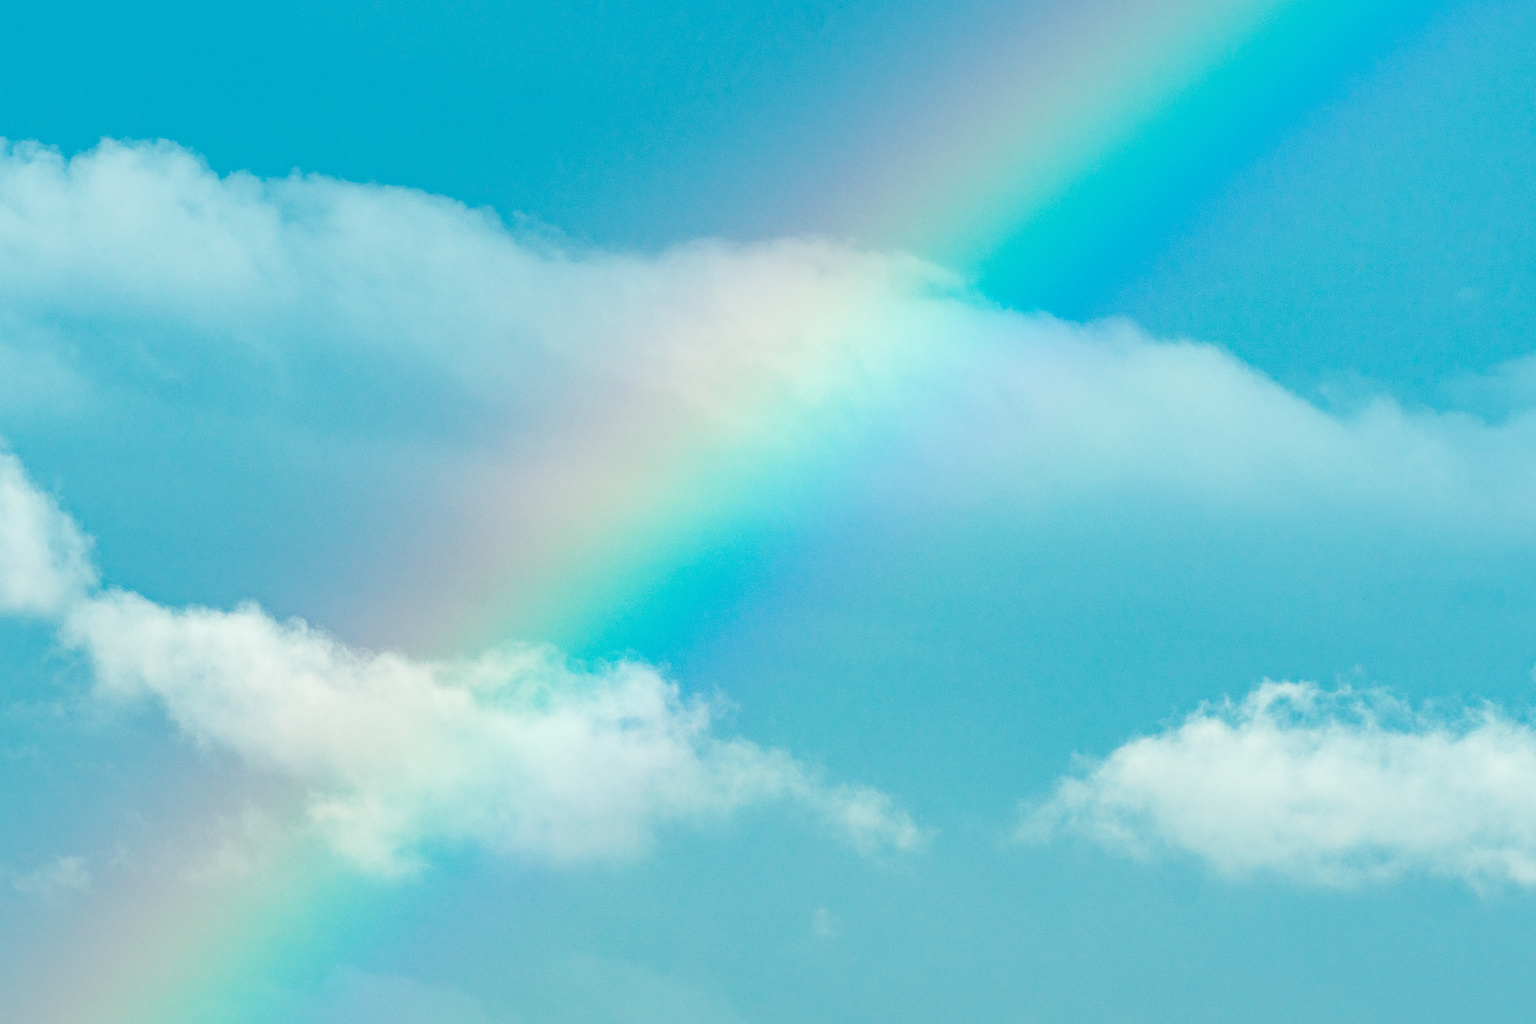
[893, 314, 1536, 537]
[0, 450, 923, 874]
[10, 136, 1536, 536]
[1023, 682, 1536, 887]
[8, 138, 1536, 654]
[0, 139, 968, 643]
[0, 137, 952, 429]
[0, 451, 95, 616]
[62, 591, 923, 872]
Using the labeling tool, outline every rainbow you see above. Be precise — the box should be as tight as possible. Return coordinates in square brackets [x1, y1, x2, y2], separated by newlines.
[422, 0, 1349, 657]
[845, 0, 1297, 262]
[15, 3, 1378, 1018]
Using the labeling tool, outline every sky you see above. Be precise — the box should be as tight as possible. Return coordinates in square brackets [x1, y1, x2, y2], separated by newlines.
[4, 0, 1536, 1021]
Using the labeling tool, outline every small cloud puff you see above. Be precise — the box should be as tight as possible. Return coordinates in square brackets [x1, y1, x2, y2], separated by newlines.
[1023, 682, 1536, 888]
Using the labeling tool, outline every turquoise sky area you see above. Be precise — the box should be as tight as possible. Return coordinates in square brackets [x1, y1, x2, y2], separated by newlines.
[6, 2, 1536, 1022]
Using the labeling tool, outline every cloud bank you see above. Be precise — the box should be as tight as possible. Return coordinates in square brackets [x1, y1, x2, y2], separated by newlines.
[8, 138, 1536, 529]
[1023, 682, 1536, 887]
[0, 451, 923, 873]
[8, 139, 1536, 655]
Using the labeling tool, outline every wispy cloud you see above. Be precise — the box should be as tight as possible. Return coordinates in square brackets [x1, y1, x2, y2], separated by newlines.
[1023, 682, 1536, 887]
[9, 854, 90, 899]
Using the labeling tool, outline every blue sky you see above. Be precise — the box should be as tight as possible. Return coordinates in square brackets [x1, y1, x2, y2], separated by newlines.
[5, 1, 1536, 1022]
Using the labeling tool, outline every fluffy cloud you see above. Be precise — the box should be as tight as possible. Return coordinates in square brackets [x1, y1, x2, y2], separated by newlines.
[1023, 682, 1536, 887]
[0, 451, 923, 873]
[0, 137, 952, 433]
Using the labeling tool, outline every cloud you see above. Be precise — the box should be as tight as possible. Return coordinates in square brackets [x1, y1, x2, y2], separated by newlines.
[1023, 682, 1536, 887]
[897, 314, 1536, 537]
[11, 137, 1536, 532]
[0, 137, 953, 434]
[0, 138, 970, 643]
[0, 451, 96, 616]
[62, 591, 922, 871]
[9, 138, 1536, 655]
[0, 450, 923, 874]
